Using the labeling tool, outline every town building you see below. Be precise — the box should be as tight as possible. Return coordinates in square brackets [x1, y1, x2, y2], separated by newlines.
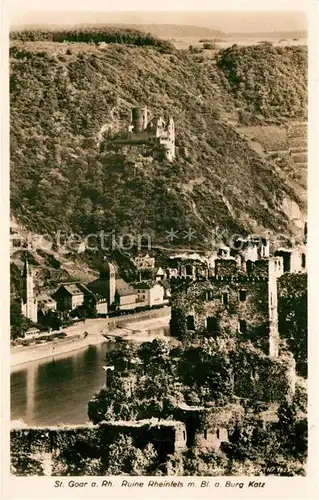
[21, 254, 38, 323]
[87, 262, 137, 312]
[87, 261, 167, 312]
[52, 283, 86, 312]
[87, 262, 117, 307]
[115, 287, 139, 312]
[158, 279, 171, 304]
[37, 295, 57, 313]
[153, 267, 166, 282]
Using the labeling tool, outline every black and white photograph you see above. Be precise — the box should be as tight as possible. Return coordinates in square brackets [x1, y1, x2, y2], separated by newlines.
[3, 0, 314, 491]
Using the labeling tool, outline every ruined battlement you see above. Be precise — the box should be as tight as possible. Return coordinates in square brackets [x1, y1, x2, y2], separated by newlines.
[171, 275, 269, 288]
[112, 106, 176, 162]
[170, 257, 283, 286]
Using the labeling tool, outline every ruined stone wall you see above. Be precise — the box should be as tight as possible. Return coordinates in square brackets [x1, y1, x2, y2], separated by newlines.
[171, 278, 270, 352]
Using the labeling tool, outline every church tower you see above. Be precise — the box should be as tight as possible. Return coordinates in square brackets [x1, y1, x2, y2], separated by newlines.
[21, 253, 38, 323]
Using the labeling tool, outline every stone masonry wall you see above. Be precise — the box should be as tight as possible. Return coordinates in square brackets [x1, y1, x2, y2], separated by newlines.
[107, 306, 171, 330]
[232, 349, 296, 403]
[11, 419, 186, 476]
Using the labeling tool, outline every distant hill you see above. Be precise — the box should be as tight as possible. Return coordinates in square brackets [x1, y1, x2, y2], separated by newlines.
[10, 38, 307, 255]
[225, 30, 307, 39]
[9, 26, 174, 51]
[94, 23, 224, 39]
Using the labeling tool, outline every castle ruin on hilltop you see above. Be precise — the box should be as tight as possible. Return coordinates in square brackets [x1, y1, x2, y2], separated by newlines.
[113, 106, 176, 162]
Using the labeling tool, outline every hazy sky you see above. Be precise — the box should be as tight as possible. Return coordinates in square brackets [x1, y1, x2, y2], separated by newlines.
[9, 0, 308, 33]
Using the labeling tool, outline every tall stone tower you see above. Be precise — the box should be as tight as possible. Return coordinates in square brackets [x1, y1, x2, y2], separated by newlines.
[108, 263, 116, 306]
[156, 117, 166, 138]
[268, 256, 284, 358]
[21, 253, 38, 323]
[143, 106, 148, 130]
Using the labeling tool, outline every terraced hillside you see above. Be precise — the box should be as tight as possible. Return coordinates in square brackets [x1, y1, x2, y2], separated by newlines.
[237, 122, 307, 194]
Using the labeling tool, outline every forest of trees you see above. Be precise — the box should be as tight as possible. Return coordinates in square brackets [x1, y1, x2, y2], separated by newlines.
[217, 44, 307, 123]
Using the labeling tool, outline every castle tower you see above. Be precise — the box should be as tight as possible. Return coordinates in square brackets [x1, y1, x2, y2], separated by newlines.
[108, 263, 116, 306]
[268, 257, 284, 358]
[21, 253, 38, 323]
[143, 106, 148, 130]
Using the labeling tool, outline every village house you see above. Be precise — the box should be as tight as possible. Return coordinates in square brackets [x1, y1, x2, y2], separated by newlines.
[113, 106, 176, 162]
[115, 287, 139, 312]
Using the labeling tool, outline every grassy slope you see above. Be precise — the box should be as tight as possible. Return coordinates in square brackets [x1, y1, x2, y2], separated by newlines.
[10, 41, 307, 252]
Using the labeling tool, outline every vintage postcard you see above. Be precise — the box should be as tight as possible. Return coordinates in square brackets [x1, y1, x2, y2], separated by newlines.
[1, 0, 318, 498]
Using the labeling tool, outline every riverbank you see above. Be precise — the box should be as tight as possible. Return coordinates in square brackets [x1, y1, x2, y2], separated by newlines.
[11, 309, 171, 369]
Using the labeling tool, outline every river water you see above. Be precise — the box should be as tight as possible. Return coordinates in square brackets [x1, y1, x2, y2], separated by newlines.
[11, 325, 169, 426]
